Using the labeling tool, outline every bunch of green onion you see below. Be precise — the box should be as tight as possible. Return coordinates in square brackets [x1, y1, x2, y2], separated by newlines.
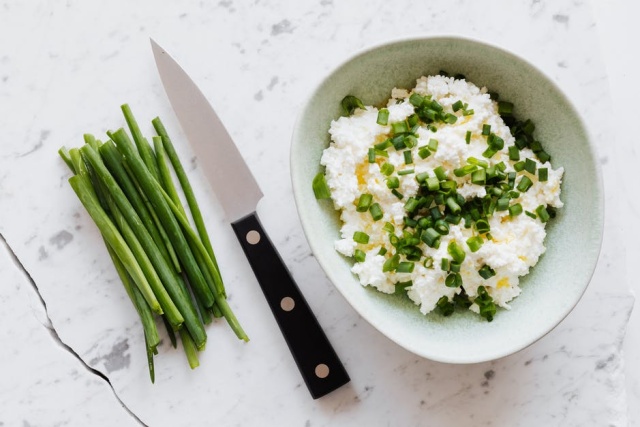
[59, 104, 248, 382]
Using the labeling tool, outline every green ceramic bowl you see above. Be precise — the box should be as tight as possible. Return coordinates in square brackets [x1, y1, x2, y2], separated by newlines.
[290, 36, 603, 363]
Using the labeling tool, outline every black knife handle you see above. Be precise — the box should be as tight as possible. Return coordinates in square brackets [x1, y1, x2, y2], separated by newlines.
[231, 212, 350, 399]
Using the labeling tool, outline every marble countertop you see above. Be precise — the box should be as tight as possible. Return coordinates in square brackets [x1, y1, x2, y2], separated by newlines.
[0, 0, 637, 426]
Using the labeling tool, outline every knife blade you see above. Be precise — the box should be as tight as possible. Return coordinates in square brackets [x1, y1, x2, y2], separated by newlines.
[151, 39, 350, 399]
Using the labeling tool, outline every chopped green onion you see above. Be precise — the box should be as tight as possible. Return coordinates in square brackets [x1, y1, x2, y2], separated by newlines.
[431, 167, 445, 181]
[418, 147, 431, 159]
[312, 172, 331, 199]
[341, 95, 365, 115]
[356, 193, 373, 212]
[537, 150, 551, 163]
[380, 162, 395, 176]
[404, 197, 419, 213]
[407, 113, 419, 127]
[466, 235, 484, 252]
[391, 121, 409, 135]
[382, 222, 395, 233]
[524, 158, 537, 174]
[513, 161, 525, 172]
[391, 189, 404, 199]
[353, 231, 370, 244]
[441, 258, 450, 271]
[396, 262, 415, 273]
[538, 167, 548, 182]
[382, 254, 400, 272]
[465, 131, 472, 144]
[375, 139, 393, 150]
[482, 124, 491, 136]
[525, 210, 537, 219]
[452, 100, 464, 112]
[508, 146, 520, 161]
[354, 249, 366, 263]
[516, 176, 533, 192]
[446, 197, 462, 214]
[375, 149, 389, 158]
[454, 164, 477, 177]
[447, 241, 466, 263]
[509, 203, 523, 217]
[409, 93, 424, 107]
[496, 197, 509, 211]
[434, 219, 450, 235]
[377, 108, 390, 125]
[443, 113, 457, 124]
[427, 124, 438, 133]
[445, 272, 462, 288]
[416, 172, 429, 183]
[386, 176, 400, 189]
[404, 135, 418, 148]
[425, 176, 440, 191]
[468, 157, 488, 168]
[478, 265, 496, 279]
[523, 119, 535, 135]
[421, 228, 440, 248]
[536, 205, 551, 223]
[489, 135, 505, 150]
[471, 168, 486, 185]
[368, 148, 375, 163]
[436, 296, 454, 316]
[428, 138, 439, 151]
[497, 101, 514, 116]
[398, 169, 414, 176]
[403, 150, 413, 165]
[482, 147, 497, 158]
[378, 247, 388, 256]
[530, 140, 543, 152]
[463, 109, 475, 116]
[475, 219, 490, 234]
[369, 203, 383, 221]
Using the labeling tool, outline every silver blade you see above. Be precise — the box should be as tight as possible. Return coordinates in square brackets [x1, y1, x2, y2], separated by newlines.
[151, 39, 263, 222]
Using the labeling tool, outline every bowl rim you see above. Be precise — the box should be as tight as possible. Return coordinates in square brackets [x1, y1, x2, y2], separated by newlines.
[289, 34, 605, 364]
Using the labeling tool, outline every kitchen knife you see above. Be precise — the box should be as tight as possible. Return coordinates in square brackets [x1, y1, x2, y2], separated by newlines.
[151, 39, 350, 399]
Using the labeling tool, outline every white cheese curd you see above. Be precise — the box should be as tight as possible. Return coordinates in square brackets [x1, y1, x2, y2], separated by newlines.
[320, 75, 564, 320]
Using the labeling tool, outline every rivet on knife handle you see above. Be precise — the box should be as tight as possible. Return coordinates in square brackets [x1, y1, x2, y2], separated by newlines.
[231, 212, 350, 399]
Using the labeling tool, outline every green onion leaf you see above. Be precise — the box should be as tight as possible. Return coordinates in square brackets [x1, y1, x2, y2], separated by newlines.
[538, 167, 548, 182]
[380, 162, 395, 176]
[497, 101, 514, 116]
[447, 241, 466, 263]
[354, 249, 366, 263]
[478, 265, 496, 279]
[428, 138, 439, 151]
[353, 231, 370, 244]
[536, 205, 551, 223]
[382, 254, 400, 272]
[509, 203, 523, 217]
[377, 108, 390, 125]
[396, 262, 415, 273]
[398, 169, 414, 176]
[508, 145, 520, 161]
[524, 158, 537, 174]
[368, 148, 375, 163]
[312, 172, 331, 199]
[386, 176, 400, 189]
[516, 175, 533, 192]
[369, 203, 383, 221]
[465, 131, 472, 144]
[452, 100, 464, 112]
[403, 150, 413, 165]
[341, 95, 365, 115]
[356, 194, 373, 212]
[466, 235, 484, 252]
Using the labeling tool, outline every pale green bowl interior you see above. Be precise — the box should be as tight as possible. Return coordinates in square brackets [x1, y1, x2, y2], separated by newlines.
[291, 37, 603, 363]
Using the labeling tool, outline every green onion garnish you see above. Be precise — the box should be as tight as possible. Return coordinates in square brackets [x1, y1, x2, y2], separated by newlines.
[404, 197, 420, 213]
[421, 228, 440, 248]
[427, 138, 439, 151]
[425, 176, 440, 191]
[513, 161, 525, 172]
[441, 258, 450, 271]
[508, 203, 523, 217]
[445, 197, 462, 214]
[525, 210, 537, 219]
[369, 203, 383, 221]
[434, 219, 450, 235]
[465, 131, 472, 144]
[537, 150, 551, 163]
[433, 166, 447, 180]
[382, 254, 400, 272]
[380, 162, 395, 176]
[391, 189, 404, 199]
[524, 158, 537, 174]
[375, 139, 392, 150]
[536, 205, 550, 223]
[508, 146, 520, 161]
[452, 100, 464, 112]
[454, 164, 477, 177]
[378, 247, 387, 256]
[475, 219, 490, 234]
[478, 265, 496, 279]
[398, 169, 414, 176]
[445, 272, 462, 288]
[407, 113, 419, 127]
[396, 262, 415, 273]
[312, 172, 331, 199]
[354, 249, 366, 263]
[436, 296, 454, 316]
[368, 148, 375, 163]
[404, 135, 418, 149]
[341, 95, 365, 116]
[418, 147, 431, 159]
[538, 168, 548, 182]
[356, 193, 373, 212]
[466, 235, 483, 252]
[395, 280, 413, 295]
[391, 121, 409, 135]
[353, 231, 370, 244]
[375, 149, 389, 158]
[409, 93, 424, 107]
[471, 168, 486, 185]
[482, 147, 497, 159]
[386, 176, 400, 189]
[482, 124, 491, 136]
[496, 197, 509, 211]
[516, 176, 533, 192]
[377, 108, 390, 125]
[447, 241, 466, 263]
[497, 101, 514, 116]
[443, 113, 458, 124]
[416, 172, 429, 183]
[403, 150, 413, 165]
[382, 222, 395, 233]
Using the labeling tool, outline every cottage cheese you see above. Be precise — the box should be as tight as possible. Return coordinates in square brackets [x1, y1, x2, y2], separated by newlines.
[320, 75, 564, 318]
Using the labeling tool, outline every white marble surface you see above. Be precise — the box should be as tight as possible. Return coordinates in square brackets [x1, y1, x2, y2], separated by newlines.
[0, 0, 635, 426]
